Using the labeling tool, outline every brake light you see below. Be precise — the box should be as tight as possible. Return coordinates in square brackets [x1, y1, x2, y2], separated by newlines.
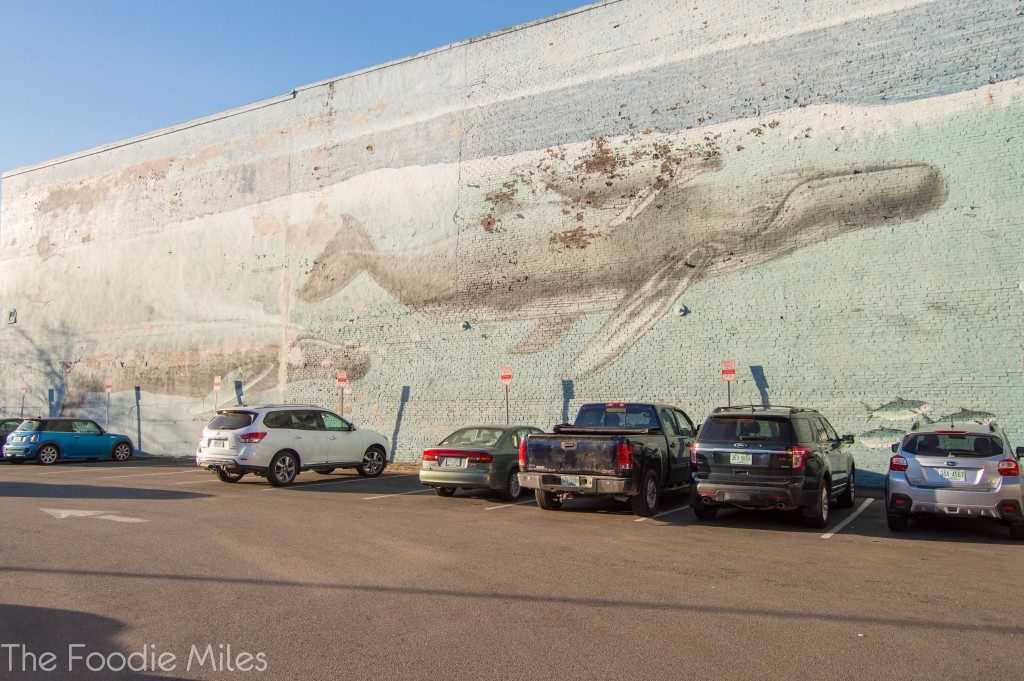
[890, 455, 909, 472]
[237, 432, 267, 443]
[519, 437, 527, 470]
[605, 403, 626, 407]
[935, 430, 967, 435]
[790, 447, 810, 471]
[466, 452, 493, 464]
[690, 441, 699, 465]
[997, 459, 1020, 477]
[616, 438, 633, 471]
[422, 450, 439, 462]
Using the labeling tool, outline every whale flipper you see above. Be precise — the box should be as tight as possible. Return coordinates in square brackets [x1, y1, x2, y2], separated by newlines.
[298, 215, 377, 303]
[513, 315, 583, 354]
[566, 247, 711, 378]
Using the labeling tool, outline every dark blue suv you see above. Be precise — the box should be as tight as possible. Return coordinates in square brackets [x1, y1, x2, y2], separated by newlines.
[2, 418, 134, 465]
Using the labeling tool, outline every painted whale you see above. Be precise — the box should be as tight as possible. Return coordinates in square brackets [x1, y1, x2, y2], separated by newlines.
[299, 158, 946, 377]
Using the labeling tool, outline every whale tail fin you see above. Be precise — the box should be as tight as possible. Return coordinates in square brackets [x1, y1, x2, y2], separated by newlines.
[298, 215, 376, 302]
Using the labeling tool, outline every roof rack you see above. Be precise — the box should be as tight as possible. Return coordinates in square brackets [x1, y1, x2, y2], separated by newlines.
[711, 405, 817, 415]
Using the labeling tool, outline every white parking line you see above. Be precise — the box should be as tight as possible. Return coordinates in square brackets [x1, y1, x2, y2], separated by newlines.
[484, 499, 536, 511]
[261, 473, 419, 492]
[99, 470, 207, 479]
[362, 489, 433, 500]
[635, 505, 692, 522]
[821, 498, 874, 539]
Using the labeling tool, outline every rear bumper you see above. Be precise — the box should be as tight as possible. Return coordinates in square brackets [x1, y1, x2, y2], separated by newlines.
[518, 472, 636, 496]
[196, 455, 264, 475]
[888, 490, 1024, 521]
[420, 467, 503, 490]
[693, 479, 815, 508]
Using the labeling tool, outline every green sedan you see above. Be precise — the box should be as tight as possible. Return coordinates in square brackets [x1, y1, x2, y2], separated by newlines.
[420, 425, 543, 500]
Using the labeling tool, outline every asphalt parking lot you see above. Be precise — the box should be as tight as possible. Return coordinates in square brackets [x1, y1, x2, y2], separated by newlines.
[0, 458, 1021, 680]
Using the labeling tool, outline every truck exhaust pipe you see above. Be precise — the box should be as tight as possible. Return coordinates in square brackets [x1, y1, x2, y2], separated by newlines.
[776, 501, 787, 510]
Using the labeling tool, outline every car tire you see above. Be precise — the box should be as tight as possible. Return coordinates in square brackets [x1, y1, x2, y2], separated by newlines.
[1009, 523, 1024, 540]
[433, 487, 457, 497]
[535, 489, 562, 511]
[357, 446, 386, 478]
[887, 512, 909, 532]
[803, 482, 830, 529]
[216, 469, 245, 483]
[630, 467, 660, 517]
[111, 441, 133, 462]
[36, 444, 60, 466]
[267, 452, 299, 487]
[836, 466, 856, 508]
[499, 468, 523, 501]
[314, 468, 336, 475]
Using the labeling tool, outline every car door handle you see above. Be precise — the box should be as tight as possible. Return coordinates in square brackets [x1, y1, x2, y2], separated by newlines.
[293, 435, 302, 440]
[669, 442, 677, 448]
[329, 436, 338, 440]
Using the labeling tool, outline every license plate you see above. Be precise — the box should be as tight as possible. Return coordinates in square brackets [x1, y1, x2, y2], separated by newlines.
[442, 457, 465, 468]
[560, 476, 581, 486]
[937, 468, 965, 482]
[730, 452, 752, 465]
[209, 439, 227, 449]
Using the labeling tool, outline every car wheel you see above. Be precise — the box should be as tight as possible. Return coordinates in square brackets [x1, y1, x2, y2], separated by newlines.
[836, 466, 856, 508]
[357, 447, 386, 478]
[535, 489, 562, 511]
[630, 467, 660, 517]
[314, 468, 336, 475]
[111, 441, 133, 462]
[690, 487, 719, 520]
[803, 482, 830, 529]
[36, 444, 59, 466]
[433, 487, 457, 497]
[500, 468, 523, 501]
[887, 512, 909, 532]
[267, 452, 298, 487]
[216, 469, 245, 483]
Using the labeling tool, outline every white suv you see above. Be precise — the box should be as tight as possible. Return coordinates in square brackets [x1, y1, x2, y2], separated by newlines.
[887, 421, 1024, 539]
[196, 405, 389, 486]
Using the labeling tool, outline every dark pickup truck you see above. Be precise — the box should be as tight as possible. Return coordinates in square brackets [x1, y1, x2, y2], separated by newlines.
[517, 402, 697, 516]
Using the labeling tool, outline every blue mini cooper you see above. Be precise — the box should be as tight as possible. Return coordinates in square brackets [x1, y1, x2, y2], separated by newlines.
[2, 418, 134, 465]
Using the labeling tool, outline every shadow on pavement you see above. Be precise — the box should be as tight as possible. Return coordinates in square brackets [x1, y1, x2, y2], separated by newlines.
[0, 482, 210, 501]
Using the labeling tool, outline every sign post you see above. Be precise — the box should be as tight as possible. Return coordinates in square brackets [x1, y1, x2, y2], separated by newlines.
[720, 360, 737, 406]
[500, 367, 513, 425]
[20, 384, 26, 417]
[104, 378, 112, 428]
[213, 375, 221, 412]
[337, 370, 347, 416]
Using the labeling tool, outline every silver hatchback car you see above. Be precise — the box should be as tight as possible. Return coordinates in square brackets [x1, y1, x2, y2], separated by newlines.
[886, 421, 1024, 539]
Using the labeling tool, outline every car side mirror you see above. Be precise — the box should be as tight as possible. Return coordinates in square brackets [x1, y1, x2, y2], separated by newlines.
[842, 434, 854, 444]
[891, 443, 899, 453]
[350, 423, 357, 431]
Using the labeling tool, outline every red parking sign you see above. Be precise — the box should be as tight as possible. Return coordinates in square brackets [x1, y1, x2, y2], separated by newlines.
[720, 360, 737, 382]
[338, 370, 347, 385]
[500, 367, 513, 386]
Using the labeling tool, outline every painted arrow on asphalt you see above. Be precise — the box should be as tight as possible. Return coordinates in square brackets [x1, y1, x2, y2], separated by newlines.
[40, 509, 147, 523]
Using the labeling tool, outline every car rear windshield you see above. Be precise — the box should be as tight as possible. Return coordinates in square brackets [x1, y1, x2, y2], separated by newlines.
[700, 416, 794, 444]
[440, 428, 505, 447]
[207, 411, 257, 431]
[903, 433, 1004, 457]
[15, 420, 43, 432]
[574, 404, 659, 429]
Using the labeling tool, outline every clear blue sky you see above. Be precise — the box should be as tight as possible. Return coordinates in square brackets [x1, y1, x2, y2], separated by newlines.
[0, 0, 592, 177]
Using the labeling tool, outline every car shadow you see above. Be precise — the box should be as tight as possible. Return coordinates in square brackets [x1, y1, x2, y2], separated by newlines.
[0, 603, 191, 680]
[0, 482, 210, 501]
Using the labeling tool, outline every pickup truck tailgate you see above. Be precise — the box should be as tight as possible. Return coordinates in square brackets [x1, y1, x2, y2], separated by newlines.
[525, 434, 618, 475]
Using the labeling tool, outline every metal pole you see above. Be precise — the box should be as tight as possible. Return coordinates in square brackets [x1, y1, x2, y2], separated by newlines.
[135, 387, 142, 454]
[20, 393, 24, 418]
[106, 392, 110, 429]
[340, 390, 345, 417]
[727, 381, 731, 407]
[505, 385, 510, 425]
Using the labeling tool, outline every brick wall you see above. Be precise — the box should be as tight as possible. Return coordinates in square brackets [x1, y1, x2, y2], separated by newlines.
[1, 0, 1022, 484]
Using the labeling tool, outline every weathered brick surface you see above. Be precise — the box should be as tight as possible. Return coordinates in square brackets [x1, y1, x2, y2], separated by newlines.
[1, 0, 1022, 483]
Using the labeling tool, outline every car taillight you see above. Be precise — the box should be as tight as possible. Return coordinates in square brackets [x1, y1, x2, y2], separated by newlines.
[689, 441, 699, 465]
[890, 455, 909, 472]
[519, 437, 527, 470]
[790, 447, 810, 471]
[997, 459, 1020, 476]
[237, 432, 267, 443]
[422, 450, 439, 462]
[466, 452, 493, 464]
[616, 438, 633, 471]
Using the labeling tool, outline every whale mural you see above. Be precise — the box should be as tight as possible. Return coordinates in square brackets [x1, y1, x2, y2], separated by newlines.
[299, 148, 947, 377]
